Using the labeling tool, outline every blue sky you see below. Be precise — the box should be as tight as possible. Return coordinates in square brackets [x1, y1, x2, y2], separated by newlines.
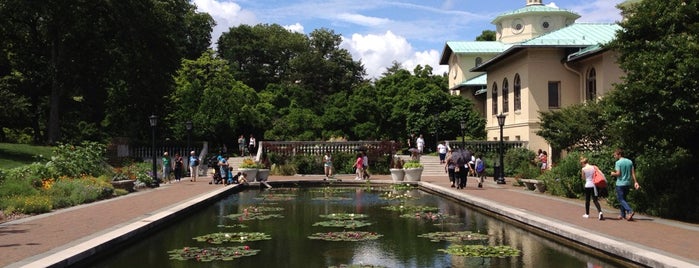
[193, 0, 626, 78]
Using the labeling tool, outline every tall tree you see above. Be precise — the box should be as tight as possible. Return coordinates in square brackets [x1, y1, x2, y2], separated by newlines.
[608, 0, 699, 155]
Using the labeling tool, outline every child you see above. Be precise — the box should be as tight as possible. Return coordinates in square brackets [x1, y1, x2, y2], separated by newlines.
[475, 154, 485, 188]
[323, 152, 333, 180]
[238, 172, 248, 184]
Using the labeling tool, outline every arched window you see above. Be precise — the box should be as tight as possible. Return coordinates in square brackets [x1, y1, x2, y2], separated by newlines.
[586, 68, 597, 100]
[502, 78, 509, 113]
[514, 74, 522, 111]
[475, 57, 482, 67]
[492, 82, 498, 115]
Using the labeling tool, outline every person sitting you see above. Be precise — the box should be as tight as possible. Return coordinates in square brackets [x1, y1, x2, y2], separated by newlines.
[227, 172, 242, 185]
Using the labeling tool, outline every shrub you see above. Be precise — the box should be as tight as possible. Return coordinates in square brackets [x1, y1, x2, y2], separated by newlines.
[290, 155, 323, 174]
[47, 175, 114, 209]
[50, 142, 109, 178]
[2, 195, 53, 214]
[504, 148, 537, 177]
[403, 160, 423, 169]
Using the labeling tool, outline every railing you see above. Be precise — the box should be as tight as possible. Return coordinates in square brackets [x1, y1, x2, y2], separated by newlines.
[259, 141, 399, 157]
[445, 140, 528, 154]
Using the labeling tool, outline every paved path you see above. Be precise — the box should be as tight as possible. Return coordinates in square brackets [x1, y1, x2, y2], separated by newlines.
[1, 174, 698, 267]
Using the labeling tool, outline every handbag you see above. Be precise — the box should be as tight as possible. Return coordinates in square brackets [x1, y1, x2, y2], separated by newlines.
[593, 165, 607, 188]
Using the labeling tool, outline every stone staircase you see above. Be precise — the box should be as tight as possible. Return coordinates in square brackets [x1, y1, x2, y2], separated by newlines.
[397, 155, 444, 177]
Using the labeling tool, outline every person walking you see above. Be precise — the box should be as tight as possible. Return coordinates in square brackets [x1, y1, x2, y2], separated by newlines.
[353, 153, 364, 180]
[248, 135, 257, 157]
[189, 150, 199, 182]
[173, 153, 184, 182]
[416, 134, 425, 154]
[162, 152, 172, 183]
[610, 148, 640, 221]
[580, 157, 603, 220]
[362, 151, 371, 180]
[445, 150, 456, 188]
[437, 142, 447, 164]
[323, 151, 333, 180]
[238, 135, 246, 156]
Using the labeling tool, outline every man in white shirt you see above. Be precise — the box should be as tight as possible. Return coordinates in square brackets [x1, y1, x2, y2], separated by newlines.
[437, 142, 447, 164]
[416, 134, 425, 154]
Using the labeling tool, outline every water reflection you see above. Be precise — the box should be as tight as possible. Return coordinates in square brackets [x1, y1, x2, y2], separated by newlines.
[88, 187, 622, 268]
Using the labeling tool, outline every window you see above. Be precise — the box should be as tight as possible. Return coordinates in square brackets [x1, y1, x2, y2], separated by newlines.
[475, 57, 482, 67]
[502, 78, 509, 113]
[514, 74, 521, 111]
[492, 82, 498, 115]
[548, 81, 560, 108]
[586, 68, 597, 101]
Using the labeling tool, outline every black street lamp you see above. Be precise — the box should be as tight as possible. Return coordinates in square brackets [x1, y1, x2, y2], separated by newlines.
[149, 115, 159, 187]
[496, 113, 506, 184]
[185, 120, 192, 176]
[459, 119, 466, 149]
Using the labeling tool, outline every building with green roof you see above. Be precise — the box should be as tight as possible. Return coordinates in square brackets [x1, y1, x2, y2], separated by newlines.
[440, 0, 627, 162]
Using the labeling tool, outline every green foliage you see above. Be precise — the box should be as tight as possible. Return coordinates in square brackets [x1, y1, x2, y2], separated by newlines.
[537, 101, 608, 151]
[540, 151, 584, 198]
[290, 155, 323, 174]
[49, 142, 108, 178]
[47, 176, 114, 209]
[403, 160, 423, 169]
[1, 195, 52, 214]
[504, 148, 536, 178]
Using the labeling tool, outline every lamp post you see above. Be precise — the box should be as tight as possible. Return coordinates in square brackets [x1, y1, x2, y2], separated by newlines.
[496, 113, 506, 184]
[149, 115, 159, 187]
[185, 121, 192, 176]
[459, 119, 466, 149]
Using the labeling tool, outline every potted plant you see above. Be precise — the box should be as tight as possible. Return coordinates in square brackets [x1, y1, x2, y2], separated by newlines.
[238, 158, 258, 182]
[390, 156, 405, 181]
[403, 160, 424, 182]
[256, 154, 271, 182]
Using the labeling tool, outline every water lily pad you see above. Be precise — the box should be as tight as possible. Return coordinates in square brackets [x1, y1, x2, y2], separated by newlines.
[418, 231, 489, 242]
[225, 212, 284, 221]
[312, 196, 353, 201]
[379, 192, 417, 201]
[242, 206, 284, 213]
[319, 213, 368, 220]
[193, 232, 272, 244]
[438, 244, 520, 258]
[308, 231, 383, 241]
[254, 193, 297, 201]
[168, 246, 260, 261]
[400, 212, 457, 221]
[217, 224, 248, 229]
[381, 205, 439, 213]
[310, 187, 353, 194]
[391, 183, 418, 191]
[313, 220, 372, 228]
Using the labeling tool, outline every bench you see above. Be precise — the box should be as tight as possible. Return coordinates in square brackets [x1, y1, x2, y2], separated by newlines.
[520, 179, 546, 192]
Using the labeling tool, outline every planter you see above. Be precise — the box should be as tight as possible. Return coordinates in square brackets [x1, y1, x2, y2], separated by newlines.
[404, 167, 423, 182]
[238, 168, 258, 182]
[390, 168, 405, 181]
[111, 180, 135, 192]
[257, 169, 270, 182]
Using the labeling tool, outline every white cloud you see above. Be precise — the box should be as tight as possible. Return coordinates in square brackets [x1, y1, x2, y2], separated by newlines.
[341, 31, 447, 79]
[192, 0, 257, 46]
[336, 13, 391, 27]
[284, 23, 305, 33]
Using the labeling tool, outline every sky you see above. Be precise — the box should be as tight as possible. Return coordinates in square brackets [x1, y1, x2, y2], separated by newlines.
[192, 0, 626, 79]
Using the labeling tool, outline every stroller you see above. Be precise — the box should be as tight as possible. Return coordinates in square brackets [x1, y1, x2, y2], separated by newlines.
[207, 156, 224, 184]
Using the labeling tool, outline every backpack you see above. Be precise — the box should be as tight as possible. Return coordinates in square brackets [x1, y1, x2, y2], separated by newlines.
[593, 165, 607, 188]
[476, 159, 485, 173]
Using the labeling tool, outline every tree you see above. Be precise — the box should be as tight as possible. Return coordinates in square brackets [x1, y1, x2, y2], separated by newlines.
[217, 24, 308, 92]
[537, 101, 608, 151]
[168, 50, 261, 144]
[605, 0, 699, 221]
[476, 30, 496, 41]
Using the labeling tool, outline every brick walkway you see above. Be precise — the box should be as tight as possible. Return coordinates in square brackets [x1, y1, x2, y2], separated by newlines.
[1, 174, 698, 267]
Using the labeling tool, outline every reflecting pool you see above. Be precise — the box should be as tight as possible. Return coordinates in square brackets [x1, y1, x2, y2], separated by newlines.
[87, 186, 620, 267]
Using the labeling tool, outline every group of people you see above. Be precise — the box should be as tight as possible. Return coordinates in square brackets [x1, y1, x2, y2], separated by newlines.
[237, 134, 257, 157]
[160, 151, 200, 183]
[580, 148, 640, 221]
[352, 151, 371, 180]
[443, 147, 485, 189]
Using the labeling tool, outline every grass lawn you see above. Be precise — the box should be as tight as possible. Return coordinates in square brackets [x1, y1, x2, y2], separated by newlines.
[0, 143, 54, 169]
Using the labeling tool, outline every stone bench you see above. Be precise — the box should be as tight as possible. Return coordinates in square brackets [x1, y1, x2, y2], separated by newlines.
[520, 179, 546, 192]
